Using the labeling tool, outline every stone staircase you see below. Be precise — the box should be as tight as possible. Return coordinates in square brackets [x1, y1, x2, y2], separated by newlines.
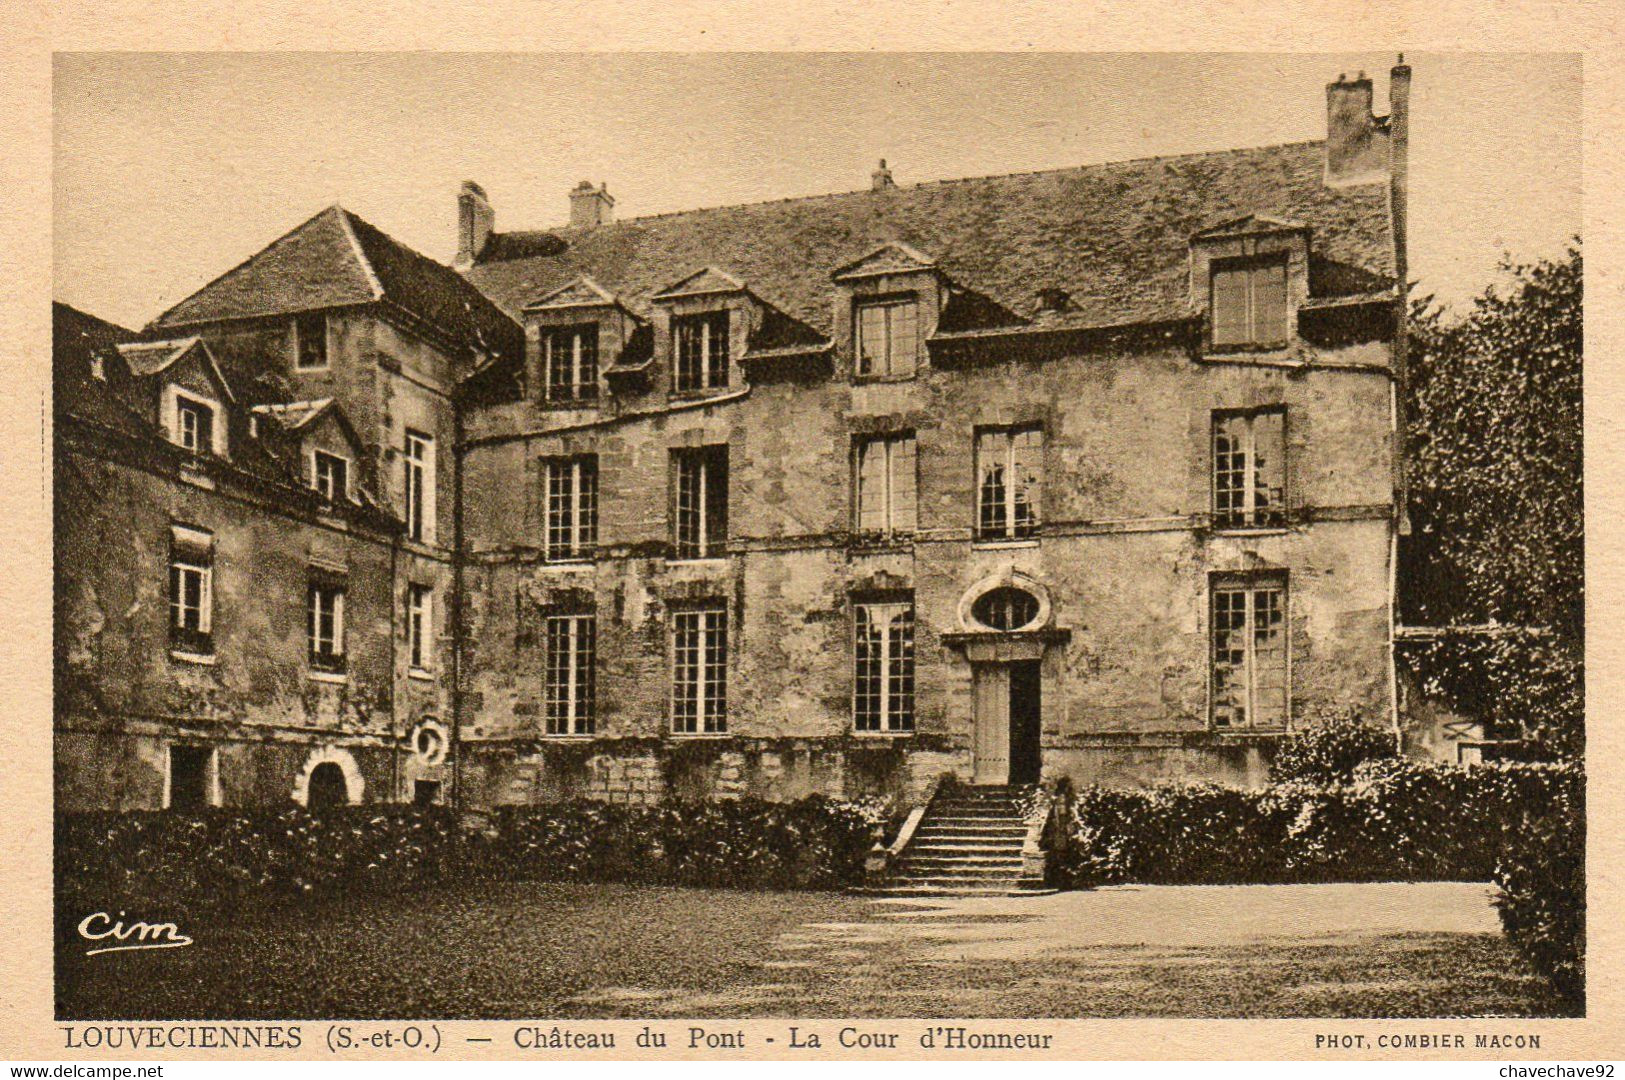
[879, 785, 1044, 896]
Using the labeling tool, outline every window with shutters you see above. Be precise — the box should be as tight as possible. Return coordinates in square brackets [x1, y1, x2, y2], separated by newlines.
[1211, 575, 1288, 729]
[545, 614, 596, 735]
[975, 426, 1043, 541]
[854, 433, 917, 536]
[1213, 408, 1287, 529]
[854, 599, 914, 732]
[1210, 256, 1290, 349]
[671, 606, 727, 734]
[671, 446, 728, 560]
[855, 297, 919, 378]
[544, 455, 598, 561]
[168, 525, 214, 657]
[673, 312, 730, 392]
[543, 324, 599, 403]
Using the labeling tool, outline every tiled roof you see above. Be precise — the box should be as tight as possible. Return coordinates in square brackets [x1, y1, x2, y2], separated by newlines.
[153, 206, 524, 361]
[465, 141, 1395, 337]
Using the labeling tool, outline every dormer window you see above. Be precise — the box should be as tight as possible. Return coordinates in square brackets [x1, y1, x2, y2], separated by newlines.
[544, 324, 599, 404]
[855, 297, 919, 377]
[1210, 255, 1289, 349]
[312, 449, 349, 503]
[674, 312, 729, 393]
[176, 396, 213, 453]
[295, 312, 329, 370]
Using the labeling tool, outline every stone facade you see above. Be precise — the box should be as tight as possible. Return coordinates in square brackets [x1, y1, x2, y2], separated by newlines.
[55, 64, 1416, 812]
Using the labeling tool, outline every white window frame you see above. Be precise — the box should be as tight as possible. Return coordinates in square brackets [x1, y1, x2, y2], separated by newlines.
[164, 385, 226, 458]
[1212, 408, 1287, 530]
[1210, 575, 1290, 730]
[168, 527, 214, 658]
[544, 455, 599, 561]
[975, 425, 1043, 542]
[543, 325, 600, 403]
[404, 430, 436, 544]
[855, 297, 919, 378]
[544, 614, 597, 736]
[311, 448, 351, 503]
[855, 433, 918, 535]
[853, 599, 915, 733]
[407, 583, 433, 673]
[673, 311, 730, 393]
[671, 606, 728, 735]
[308, 581, 346, 672]
[672, 447, 727, 560]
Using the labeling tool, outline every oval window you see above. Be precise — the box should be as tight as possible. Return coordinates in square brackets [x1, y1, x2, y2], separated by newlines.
[972, 586, 1041, 631]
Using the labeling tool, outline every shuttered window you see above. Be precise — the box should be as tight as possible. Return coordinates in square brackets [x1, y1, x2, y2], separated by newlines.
[855, 434, 917, 535]
[1211, 257, 1289, 348]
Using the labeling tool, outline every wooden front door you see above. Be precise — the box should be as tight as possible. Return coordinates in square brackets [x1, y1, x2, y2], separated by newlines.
[972, 664, 1011, 784]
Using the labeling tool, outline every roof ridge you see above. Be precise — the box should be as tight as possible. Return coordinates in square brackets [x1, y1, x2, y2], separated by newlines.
[493, 138, 1326, 239]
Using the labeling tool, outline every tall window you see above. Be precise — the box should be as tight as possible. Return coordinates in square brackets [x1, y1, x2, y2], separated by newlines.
[672, 607, 727, 734]
[674, 312, 730, 392]
[167, 745, 216, 810]
[672, 446, 728, 559]
[854, 599, 915, 732]
[855, 434, 917, 535]
[1211, 256, 1289, 348]
[1213, 408, 1286, 529]
[168, 526, 214, 656]
[407, 583, 432, 671]
[175, 397, 214, 454]
[404, 430, 434, 543]
[296, 312, 329, 369]
[312, 450, 349, 502]
[308, 579, 346, 674]
[544, 325, 599, 403]
[545, 614, 596, 735]
[976, 426, 1042, 541]
[855, 298, 919, 377]
[545, 456, 598, 561]
[1211, 576, 1288, 729]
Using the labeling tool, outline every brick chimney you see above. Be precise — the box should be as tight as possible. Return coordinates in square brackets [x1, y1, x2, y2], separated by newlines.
[871, 159, 895, 191]
[455, 181, 494, 270]
[570, 181, 615, 228]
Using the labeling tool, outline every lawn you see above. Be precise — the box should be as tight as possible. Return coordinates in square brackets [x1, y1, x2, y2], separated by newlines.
[57, 881, 1568, 1019]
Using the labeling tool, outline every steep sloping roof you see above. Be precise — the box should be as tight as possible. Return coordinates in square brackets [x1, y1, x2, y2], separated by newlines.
[153, 205, 523, 360]
[251, 398, 336, 431]
[465, 140, 1394, 336]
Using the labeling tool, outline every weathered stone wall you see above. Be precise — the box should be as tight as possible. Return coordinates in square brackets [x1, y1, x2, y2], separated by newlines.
[460, 333, 1397, 801]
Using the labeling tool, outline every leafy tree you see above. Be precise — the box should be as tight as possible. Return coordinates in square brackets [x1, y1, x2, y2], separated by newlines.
[1400, 242, 1582, 756]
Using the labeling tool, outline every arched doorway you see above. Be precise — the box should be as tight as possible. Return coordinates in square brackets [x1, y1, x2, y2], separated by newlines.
[307, 762, 349, 810]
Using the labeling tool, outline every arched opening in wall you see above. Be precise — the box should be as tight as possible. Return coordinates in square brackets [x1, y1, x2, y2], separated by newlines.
[971, 586, 1041, 631]
[307, 762, 349, 811]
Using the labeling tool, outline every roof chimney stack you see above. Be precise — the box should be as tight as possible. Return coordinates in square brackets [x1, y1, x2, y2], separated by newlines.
[570, 181, 615, 228]
[871, 159, 895, 191]
[1324, 70, 1392, 187]
[455, 181, 494, 270]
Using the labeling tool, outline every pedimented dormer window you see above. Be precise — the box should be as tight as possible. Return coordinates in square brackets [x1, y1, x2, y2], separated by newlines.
[831, 241, 942, 382]
[1190, 215, 1310, 356]
[856, 297, 919, 377]
[524, 276, 642, 405]
[543, 324, 600, 403]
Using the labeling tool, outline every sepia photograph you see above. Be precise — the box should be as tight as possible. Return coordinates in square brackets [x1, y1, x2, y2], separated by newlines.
[48, 51, 1582, 1027]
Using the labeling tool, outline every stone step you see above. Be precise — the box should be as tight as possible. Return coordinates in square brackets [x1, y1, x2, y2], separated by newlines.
[899, 854, 1026, 868]
[907, 844, 1026, 858]
[893, 866, 1024, 881]
[915, 821, 1028, 834]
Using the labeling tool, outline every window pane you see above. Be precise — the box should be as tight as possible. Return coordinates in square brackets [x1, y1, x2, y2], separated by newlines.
[977, 431, 1007, 538]
[1011, 428, 1042, 537]
[857, 305, 886, 376]
[1212, 414, 1247, 528]
[703, 448, 728, 558]
[887, 303, 918, 375]
[856, 440, 887, 532]
[1252, 410, 1286, 526]
[890, 436, 917, 531]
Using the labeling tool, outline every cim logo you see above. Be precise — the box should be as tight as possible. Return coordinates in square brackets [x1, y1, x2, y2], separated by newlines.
[77, 911, 194, 956]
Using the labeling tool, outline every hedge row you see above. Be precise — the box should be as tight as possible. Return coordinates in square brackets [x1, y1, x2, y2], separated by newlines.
[1059, 759, 1584, 1007]
[55, 794, 890, 915]
[1059, 759, 1579, 888]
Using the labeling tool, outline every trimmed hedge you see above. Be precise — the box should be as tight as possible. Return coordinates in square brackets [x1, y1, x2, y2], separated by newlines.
[55, 794, 890, 916]
[1058, 759, 1584, 1006]
[1060, 759, 1580, 888]
[1268, 712, 1397, 784]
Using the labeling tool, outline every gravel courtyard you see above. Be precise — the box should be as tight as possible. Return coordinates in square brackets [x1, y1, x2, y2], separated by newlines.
[57, 880, 1564, 1019]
